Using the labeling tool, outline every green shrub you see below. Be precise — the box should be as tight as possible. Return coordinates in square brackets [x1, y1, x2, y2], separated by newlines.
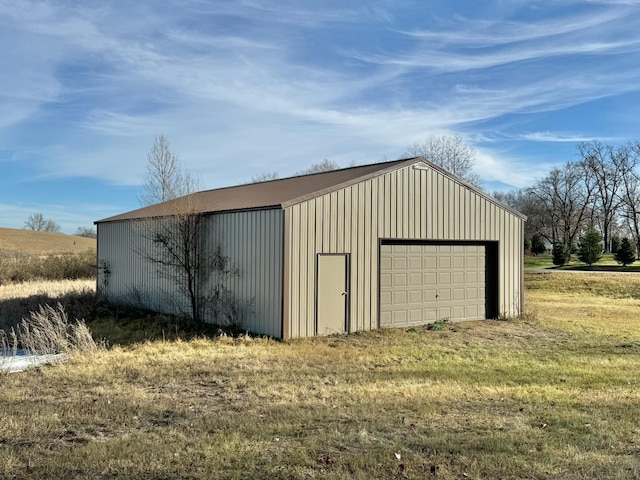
[577, 226, 602, 266]
[427, 318, 450, 330]
[614, 238, 636, 266]
[552, 243, 571, 266]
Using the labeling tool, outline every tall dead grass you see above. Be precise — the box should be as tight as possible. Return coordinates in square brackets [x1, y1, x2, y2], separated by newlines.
[16, 303, 98, 355]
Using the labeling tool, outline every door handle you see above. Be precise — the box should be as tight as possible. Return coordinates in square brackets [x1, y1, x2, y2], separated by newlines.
[341, 291, 348, 296]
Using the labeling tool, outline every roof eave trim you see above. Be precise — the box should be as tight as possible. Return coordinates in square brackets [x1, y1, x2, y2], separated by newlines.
[94, 204, 284, 224]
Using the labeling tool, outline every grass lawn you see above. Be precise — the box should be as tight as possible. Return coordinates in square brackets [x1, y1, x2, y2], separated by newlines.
[1, 273, 640, 479]
[525, 253, 640, 272]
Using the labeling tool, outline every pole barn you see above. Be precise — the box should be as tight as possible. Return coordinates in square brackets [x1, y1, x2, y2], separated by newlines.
[96, 158, 526, 339]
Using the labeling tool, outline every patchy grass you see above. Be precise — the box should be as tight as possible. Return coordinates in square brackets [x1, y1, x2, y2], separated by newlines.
[0, 273, 639, 479]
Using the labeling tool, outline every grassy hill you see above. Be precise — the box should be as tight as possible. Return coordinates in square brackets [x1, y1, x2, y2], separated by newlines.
[0, 227, 96, 255]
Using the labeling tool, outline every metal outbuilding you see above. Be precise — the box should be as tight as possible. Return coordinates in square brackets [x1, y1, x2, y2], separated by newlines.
[95, 158, 526, 339]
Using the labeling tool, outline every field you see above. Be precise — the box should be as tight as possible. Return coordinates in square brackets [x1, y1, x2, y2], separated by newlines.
[0, 227, 95, 255]
[0, 272, 639, 479]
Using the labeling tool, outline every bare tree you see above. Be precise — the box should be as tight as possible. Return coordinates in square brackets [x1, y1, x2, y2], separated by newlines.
[250, 171, 280, 183]
[405, 133, 482, 187]
[578, 141, 626, 252]
[138, 135, 190, 206]
[75, 226, 97, 238]
[617, 142, 640, 256]
[526, 161, 594, 248]
[297, 159, 340, 175]
[137, 137, 236, 324]
[24, 213, 61, 233]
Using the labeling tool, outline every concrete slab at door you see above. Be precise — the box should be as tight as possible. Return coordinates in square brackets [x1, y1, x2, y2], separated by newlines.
[316, 254, 348, 335]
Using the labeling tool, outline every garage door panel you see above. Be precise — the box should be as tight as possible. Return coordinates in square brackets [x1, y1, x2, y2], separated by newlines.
[409, 257, 422, 269]
[393, 291, 407, 305]
[423, 272, 437, 284]
[452, 288, 465, 300]
[438, 272, 451, 284]
[439, 257, 451, 269]
[394, 273, 407, 286]
[423, 309, 438, 322]
[380, 243, 488, 328]
[393, 257, 407, 269]
[452, 272, 465, 284]
[409, 289, 422, 303]
[423, 257, 437, 269]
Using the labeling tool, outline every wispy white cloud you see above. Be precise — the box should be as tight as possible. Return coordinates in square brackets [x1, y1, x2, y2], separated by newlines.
[1, 0, 640, 230]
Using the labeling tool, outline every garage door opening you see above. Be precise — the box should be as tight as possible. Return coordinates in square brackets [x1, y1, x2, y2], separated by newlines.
[379, 241, 498, 328]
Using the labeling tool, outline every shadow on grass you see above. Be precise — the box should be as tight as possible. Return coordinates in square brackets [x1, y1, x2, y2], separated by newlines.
[0, 290, 96, 332]
[548, 265, 640, 272]
[0, 289, 251, 347]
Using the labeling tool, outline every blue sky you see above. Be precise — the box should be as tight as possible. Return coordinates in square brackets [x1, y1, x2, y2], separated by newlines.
[2, 1, 640, 233]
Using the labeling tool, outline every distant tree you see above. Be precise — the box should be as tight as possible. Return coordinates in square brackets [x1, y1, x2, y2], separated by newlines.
[251, 171, 280, 183]
[531, 233, 547, 255]
[552, 243, 571, 266]
[405, 133, 482, 187]
[297, 159, 340, 175]
[138, 135, 190, 206]
[615, 238, 636, 266]
[578, 141, 626, 253]
[24, 213, 61, 233]
[524, 236, 531, 254]
[527, 161, 594, 249]
[75, 226, 97, 238]
[577, 225, 602, 266]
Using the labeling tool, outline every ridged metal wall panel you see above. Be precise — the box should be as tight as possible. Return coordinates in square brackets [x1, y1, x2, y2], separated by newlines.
[284, 164, 524, 338]
[97, 209, 284, 337]
[206, 209, 284, 338]
[96, 220, 183, 313]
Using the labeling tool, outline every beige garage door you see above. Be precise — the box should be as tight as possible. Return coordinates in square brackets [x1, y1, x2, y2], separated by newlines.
[380, 243, 486, 328]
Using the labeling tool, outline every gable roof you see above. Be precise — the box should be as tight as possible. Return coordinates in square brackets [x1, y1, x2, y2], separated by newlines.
[96, 157, 526, 223]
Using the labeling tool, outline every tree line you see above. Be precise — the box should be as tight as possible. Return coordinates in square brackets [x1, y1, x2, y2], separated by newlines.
[494, 140, 640, 259]
[23, 212, 96, 238]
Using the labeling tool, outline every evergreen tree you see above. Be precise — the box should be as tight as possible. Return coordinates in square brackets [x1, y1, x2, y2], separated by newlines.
[577, 226, 602, 266]
[552, 243, 571, 266]
[531, 233, 547, 255]
[614, 238, 636, 266]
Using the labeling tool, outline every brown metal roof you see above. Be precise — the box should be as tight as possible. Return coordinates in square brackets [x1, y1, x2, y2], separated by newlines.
[96, 157, 526, 223]
[96, 158, 419, 223]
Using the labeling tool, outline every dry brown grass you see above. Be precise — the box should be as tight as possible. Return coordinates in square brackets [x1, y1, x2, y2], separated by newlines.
[0, 272, 639, 479]
[0, 279, 95, 301]
[0, 227, 95, 255]
[0, 280, 96, 331]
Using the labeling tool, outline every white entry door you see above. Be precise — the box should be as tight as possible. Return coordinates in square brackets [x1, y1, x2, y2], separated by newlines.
[316, 254, 348, 335]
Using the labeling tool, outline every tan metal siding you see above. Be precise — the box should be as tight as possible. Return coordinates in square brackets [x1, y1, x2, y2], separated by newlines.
[96, 220, 184, 314]
[207, 209, 284, 338]
[97, 209, 284, 337]
[284, 164, 524, 337]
